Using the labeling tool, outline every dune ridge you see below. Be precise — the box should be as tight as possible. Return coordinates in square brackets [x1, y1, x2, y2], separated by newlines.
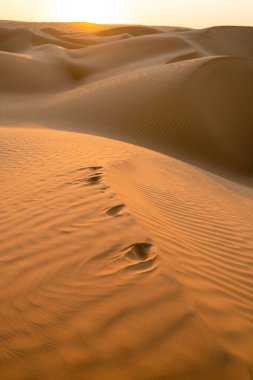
[0, 21, 253, 380]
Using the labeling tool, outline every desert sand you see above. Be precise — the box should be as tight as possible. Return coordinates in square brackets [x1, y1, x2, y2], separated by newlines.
[0, 21, 253, 380]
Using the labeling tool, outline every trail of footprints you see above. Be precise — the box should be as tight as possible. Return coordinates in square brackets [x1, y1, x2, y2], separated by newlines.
[75, 165, 159, 274]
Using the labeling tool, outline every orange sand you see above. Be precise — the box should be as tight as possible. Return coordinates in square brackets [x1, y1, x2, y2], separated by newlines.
[0, 21, 253, 380]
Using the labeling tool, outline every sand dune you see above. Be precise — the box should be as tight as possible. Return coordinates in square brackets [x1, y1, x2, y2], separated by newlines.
[182, 26, 253, 58]
[1, 127, 251, 380]
[0, 25, 252, 178]
[39, 55, 253, 177]
[96, 25, 162, 36]
[0, 21, 253, 380]
[1, 53, 252, 177]
[0, 27, 84, 52]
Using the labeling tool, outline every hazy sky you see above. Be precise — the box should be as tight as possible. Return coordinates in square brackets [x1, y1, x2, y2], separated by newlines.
[1, 0, 253, 27]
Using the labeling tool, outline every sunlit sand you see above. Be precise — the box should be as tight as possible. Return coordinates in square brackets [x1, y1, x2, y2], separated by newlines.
[0, 21, 253, 380]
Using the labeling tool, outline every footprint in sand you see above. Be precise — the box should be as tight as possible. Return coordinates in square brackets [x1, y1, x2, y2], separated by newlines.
[106, 204, 126, 217]
[119, 243, 158, 273]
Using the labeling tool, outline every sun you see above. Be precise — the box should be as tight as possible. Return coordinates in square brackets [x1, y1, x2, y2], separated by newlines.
[53, 0, 128, 24]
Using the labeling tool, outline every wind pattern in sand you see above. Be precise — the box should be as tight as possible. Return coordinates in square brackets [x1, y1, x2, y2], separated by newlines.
[0, 21, 253, 380]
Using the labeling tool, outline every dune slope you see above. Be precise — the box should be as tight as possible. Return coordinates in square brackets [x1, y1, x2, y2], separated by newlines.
[108, 155, 253, 378]
[0, 127, 251, 380]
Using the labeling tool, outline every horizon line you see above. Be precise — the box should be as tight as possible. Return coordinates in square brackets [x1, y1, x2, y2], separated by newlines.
[1, 19, 253, 29]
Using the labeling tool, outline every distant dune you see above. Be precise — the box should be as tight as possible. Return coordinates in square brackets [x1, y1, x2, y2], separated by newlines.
[0, 21, 253, 380]
[96, 25, 162, 36]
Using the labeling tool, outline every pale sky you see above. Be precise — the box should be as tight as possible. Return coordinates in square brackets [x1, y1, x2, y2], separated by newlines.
[1, 0, 252, 27]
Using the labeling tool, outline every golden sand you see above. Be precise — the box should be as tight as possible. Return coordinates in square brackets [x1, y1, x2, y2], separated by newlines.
[0, 22, 253, 380]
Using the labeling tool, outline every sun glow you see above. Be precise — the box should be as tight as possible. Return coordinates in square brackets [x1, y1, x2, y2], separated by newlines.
[53, 0, 128, 24]
[1, 0, 253, 28]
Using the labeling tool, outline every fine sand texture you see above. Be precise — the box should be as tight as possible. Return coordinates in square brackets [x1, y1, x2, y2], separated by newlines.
[0, 22, 253, 380]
